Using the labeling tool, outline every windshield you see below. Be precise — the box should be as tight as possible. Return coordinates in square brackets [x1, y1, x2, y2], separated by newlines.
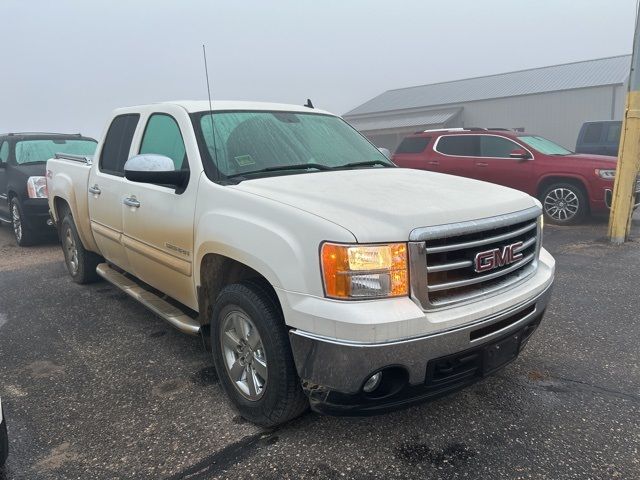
[518, 136, 572, 155]
[15, 138, 97, 164]
[196, 111, 393, 179]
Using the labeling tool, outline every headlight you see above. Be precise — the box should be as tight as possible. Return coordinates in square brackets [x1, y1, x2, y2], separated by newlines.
[27, 176, 48, 198]
[595, 169, 616, 180]
[321, 242, 408, 299]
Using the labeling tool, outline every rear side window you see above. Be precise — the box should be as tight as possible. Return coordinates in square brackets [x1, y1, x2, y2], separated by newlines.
[395, 137, 431, 154]
[139, 114, 187, 170]
[100, 114, 140, 176]
[480, 136, 520, 158]
[605, 123, 621, 144]
[0, 141, 8, 163]
[436, 135, 480, 156]
[582, 123, 603, 144]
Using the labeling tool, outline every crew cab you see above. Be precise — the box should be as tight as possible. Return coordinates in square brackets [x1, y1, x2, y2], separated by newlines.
[392, 128, 638, 224]
[0, 132, 97, 245]
[47, 101, 555, 426]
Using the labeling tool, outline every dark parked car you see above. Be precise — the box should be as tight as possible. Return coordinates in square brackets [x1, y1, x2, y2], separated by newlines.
[0, 132, 97, 245]
[0, 397, 7, 468]
[575, 120, 621, 157]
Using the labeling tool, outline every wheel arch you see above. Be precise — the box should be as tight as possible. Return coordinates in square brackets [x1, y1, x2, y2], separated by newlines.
[197, 252, 282, 329]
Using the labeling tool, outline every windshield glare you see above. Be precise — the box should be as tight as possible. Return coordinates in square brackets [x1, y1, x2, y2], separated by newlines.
[15, 139, 97, 164]
[197, 111, 392, 178]
[518, 135, 572, 155]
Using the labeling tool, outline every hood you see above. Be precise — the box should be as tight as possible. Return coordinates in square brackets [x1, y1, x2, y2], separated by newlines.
[230, 168, 538, 242]
[565, 153, 618, 167]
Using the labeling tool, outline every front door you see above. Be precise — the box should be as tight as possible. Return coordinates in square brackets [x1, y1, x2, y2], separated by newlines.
[0, 141, 9, 220]
[121, 109, 198, 310]
[472, 135, 534, 194]
[87, 114, 140, 270]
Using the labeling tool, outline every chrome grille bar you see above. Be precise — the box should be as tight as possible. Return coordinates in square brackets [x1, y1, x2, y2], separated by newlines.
[425, 221, 537, 254]
[427, 259, 473, 273]
[427, 253, 535, 292]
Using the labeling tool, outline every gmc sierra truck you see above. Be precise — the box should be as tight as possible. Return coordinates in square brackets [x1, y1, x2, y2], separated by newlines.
[47, 101, 555, 426]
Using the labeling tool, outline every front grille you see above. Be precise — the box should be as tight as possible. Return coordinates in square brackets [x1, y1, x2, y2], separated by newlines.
[409, 207, 541, 309]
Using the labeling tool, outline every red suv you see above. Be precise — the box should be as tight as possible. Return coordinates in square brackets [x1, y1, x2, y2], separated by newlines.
[392, 128, 635, 224]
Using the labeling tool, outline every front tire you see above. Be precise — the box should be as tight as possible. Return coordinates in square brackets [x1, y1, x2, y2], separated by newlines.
[60, 214, 102, 284]
[210, 281, 308, 427]
[10, 197, 36, 246]
[541, 182, 588, 225]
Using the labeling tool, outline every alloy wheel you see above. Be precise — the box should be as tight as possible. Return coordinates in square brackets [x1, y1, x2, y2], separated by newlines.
[64, 227, 79, 275]
[543, 188, 579, 222]
[220, 310, 268, 401]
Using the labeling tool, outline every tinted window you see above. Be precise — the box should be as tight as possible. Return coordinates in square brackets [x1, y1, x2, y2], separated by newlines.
[606, 123, 621, 144]
[139, 114, 187, 169]
[582, 123, 603, 143]
[436, 135, 480, 156]
[15, 139, 97, 164]
[395, 137, 430, 154]
[480, 136, 520, 158]
[100, 114, 140, 175]
[0, 142, 8, 163]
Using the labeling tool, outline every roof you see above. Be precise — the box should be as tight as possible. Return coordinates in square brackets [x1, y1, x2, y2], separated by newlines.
[347, 107, 461, 132]
[119, 100, 332, 116]
[344, 55, 631, 117]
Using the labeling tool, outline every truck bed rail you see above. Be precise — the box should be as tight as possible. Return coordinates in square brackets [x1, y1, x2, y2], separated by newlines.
[53, 153, 93, 165]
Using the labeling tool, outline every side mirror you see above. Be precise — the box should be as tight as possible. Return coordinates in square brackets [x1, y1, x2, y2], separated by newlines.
[378, 147, 391, 159]
[124, 154, 189, 188]
[509, 149, 531, 160]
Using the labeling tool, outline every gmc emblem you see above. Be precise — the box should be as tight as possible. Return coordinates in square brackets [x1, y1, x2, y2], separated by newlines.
[474, 241, 524, 273]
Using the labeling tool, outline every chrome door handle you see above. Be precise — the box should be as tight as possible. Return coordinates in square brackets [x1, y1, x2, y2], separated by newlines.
[123, 197, 140, 208]
[88, 184, 101, 195]
[427, 161, 439, 165]
[476, 162, 489, 167]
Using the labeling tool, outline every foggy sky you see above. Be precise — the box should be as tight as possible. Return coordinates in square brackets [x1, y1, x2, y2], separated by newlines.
[1, 0, 637, 138]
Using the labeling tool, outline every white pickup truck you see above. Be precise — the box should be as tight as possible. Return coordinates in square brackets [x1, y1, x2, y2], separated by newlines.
[47, 101, 555, 426]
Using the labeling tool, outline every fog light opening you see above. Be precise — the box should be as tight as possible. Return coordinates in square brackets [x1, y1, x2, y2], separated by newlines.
[362, 372, 382, 393]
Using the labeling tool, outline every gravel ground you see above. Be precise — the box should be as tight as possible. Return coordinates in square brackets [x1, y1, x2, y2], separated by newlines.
[0, 214, 638, 480]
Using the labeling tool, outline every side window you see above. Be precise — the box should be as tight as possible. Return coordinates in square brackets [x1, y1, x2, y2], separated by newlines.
[605, 123, 621, 144]
[139, 114, 187, 170]
[0, 141, 8, 164]
[582, 123, 603, 144]
[436, 135, 480, 156]
[395, 137, 431, 154]
[480, 136, 521, 158]
[100, 114, 140, 176]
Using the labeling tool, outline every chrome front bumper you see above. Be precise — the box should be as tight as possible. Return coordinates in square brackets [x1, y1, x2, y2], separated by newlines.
[289, 282, 553, 398]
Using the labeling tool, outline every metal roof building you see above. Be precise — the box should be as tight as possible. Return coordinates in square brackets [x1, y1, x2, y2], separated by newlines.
[344, 55, 631, 151]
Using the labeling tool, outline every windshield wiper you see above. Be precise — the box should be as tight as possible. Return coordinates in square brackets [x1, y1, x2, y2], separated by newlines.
[335, 160, 393, 169]
[225, 163, 332, 179]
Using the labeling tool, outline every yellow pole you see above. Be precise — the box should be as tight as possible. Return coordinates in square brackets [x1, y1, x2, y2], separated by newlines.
[608, 92, 640, 244]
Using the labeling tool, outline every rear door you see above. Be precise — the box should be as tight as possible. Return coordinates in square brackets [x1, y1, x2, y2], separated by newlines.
[392, 136, 436, 171]
[432, 134, 479, 178]
[121, 106, 198, 309]
[472, 135, 534, 193]
[602, 122, 621, 156]
[0, 141, 9, 219]
[88, 114, 140, 270]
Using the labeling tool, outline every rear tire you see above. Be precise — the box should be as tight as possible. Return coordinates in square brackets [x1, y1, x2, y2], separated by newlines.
[10, 197, 36, 246]
[540, 182, 588, 225]
[210, 280, 308, 427]
[60, 214, 102, 284]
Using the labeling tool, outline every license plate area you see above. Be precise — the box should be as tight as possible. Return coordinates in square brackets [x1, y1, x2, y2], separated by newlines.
[482, 331, 521, 375]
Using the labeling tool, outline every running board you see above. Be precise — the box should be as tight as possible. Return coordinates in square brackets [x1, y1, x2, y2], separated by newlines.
[96, 263, 201, 335]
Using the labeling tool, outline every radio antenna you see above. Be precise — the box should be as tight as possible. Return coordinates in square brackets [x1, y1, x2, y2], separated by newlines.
[202, 44, 218, 172]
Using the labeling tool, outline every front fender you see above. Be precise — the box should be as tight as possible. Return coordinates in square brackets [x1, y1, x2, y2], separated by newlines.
[193, 179, 356, 298]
